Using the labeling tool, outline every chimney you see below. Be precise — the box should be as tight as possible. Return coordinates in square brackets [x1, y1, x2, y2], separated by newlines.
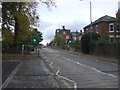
[80, 30, 82, 33]
[76, 31, 78, 34]
[62, 26, 65, 30]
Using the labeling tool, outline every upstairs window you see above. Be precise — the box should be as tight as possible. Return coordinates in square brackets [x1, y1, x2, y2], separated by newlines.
[96, 25, 98, 33]
[109, 23, 114, 32]
[66, 35, 69, 39]
[63, 31, 66, 35]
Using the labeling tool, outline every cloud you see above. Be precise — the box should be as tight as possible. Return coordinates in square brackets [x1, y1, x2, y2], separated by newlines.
[37, 0, 119, 45]
[39, 19, 86, 45]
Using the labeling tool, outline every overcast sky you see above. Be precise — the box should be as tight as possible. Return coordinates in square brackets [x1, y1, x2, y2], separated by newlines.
[37, 0, 120, 45]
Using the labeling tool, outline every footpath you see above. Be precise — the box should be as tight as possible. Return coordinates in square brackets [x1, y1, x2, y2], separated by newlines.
[2, 53, 59, 89]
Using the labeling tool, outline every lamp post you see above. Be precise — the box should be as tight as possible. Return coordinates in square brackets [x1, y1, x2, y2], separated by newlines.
[80, 0, 92, 54]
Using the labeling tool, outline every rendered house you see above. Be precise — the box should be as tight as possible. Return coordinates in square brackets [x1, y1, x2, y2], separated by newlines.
[71, 30, 83, 41]
[83, 15, 120, 43]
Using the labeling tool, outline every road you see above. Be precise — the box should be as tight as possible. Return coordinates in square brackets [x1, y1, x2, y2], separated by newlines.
[40, 47, 118, 88]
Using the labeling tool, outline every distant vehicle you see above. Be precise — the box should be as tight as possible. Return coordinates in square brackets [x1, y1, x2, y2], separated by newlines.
[39, 46, 41, 49]
[43, 46, 46, 48]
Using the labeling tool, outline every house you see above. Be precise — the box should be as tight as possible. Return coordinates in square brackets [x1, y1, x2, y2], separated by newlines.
[71, 30, 83, 41]
[83, 15, 120, 43]
[55, 26, 83, 43]
[56, 26, 72, 43]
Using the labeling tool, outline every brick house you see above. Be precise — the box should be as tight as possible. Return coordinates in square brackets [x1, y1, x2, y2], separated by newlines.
[56, 26, 72, 43]
[71, 30, 83, 41]
[83, 15, 120, 43]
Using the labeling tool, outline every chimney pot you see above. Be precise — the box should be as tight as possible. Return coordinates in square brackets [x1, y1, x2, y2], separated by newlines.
[63, 26, 65, 29]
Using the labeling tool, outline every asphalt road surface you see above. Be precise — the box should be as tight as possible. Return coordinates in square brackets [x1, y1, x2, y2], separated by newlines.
[40, 47, 118, 88]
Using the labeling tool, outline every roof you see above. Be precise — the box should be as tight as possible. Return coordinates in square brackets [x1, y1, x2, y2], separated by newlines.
[56, 28, 71, 34]
[84, 15, 116, 29]
[71, 32, 82, 37]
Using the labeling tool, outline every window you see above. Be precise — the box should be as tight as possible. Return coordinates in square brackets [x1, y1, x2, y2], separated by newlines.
[109, 23, 114, 32]
[73, 37, 77, 40]
[109, 35, 114, 43]
[66, 35, 69, 39]
[79, 37, 82, 40]
[96, 25, 98, 33]
[86, 28, 88, 31]
[110, 38, 113, 43]
[63, 32, 66, 34]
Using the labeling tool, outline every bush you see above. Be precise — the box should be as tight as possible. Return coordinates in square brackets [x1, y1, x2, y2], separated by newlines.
[81, 32, 100, 54]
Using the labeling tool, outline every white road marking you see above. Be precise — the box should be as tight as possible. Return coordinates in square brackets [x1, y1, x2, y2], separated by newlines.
[92, 67, 106, 74]
[108, 74, 117, 77]
[56, 69, 60, 75]
[76, 62, 82, 65]
[57, 74, 77, 89]
[49, 62, 53, 66]
[49, 53, 117, 79]
[54, 54, 60, 56]
[47, 59, 77, 89]
[2, 62, 22, 88]
[92, 67, 117, 77]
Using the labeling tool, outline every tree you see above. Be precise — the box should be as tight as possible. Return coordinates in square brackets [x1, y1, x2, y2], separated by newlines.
[54, 34, 66, 47]
[81, 32, 100, 54]
[2, 2, 39, 46]
[2, 29, 14, 50]
[96, 32, 109, 45]
[72, 40, 81, 49]
[2, 0, 55, 52]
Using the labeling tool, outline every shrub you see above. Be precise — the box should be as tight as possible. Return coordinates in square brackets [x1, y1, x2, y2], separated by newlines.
[81, 32, 100, 54]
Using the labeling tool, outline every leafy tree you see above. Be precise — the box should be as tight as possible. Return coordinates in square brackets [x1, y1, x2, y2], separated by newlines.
[71, 40, 81, 49]
[1, 1, 55, 53]
[2, 29, 14, 49]
[96, 32, 109, 45]
[81, 32, 100, 54]
[116, 10, 120, 32]
[54, 34, 66, 47]
[2, 2, 39, 46]
[28, 28, 43, 46]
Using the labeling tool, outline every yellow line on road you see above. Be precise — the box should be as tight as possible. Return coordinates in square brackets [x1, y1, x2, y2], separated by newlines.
[61, 80, 73, 88]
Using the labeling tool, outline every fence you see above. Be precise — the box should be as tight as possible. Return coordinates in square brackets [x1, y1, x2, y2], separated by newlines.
[94, 44, 120, 59]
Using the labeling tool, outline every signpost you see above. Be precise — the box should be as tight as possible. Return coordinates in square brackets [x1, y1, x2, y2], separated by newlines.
[22, 44, 24, 56]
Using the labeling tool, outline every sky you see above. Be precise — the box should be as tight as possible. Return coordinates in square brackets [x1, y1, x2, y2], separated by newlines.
[37, 0, 120, 45]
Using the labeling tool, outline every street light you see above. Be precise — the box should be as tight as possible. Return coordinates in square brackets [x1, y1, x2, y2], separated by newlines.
[80, 0, 92, 54]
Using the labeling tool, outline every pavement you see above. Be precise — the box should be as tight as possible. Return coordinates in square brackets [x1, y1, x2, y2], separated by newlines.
[2, 54, 59, 89]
